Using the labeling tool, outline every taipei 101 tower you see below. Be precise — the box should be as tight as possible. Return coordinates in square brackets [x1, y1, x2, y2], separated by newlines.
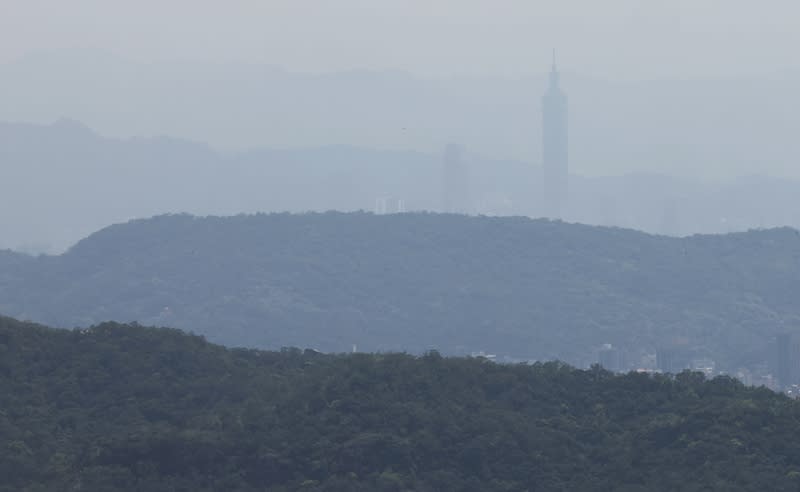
[541, 50, 569, 219]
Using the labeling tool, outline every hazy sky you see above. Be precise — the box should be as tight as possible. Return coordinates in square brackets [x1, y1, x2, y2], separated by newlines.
[2, 0, 798, 80]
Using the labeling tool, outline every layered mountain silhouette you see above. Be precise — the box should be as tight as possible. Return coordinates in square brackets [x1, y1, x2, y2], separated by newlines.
[3, 119, 800, 253]
[2, 212, 798, 370]
[3, 51, 800, 180]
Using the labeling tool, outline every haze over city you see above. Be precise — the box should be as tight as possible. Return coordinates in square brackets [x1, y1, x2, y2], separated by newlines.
[1, 1, 800, 253]
[5, 2, 800, 489]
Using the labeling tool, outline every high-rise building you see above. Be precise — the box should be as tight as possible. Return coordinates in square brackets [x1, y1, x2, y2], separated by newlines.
[775, 333, 800, 389]
[541, 50, 569, 219]
[374, 196, 405, 215]
[690, 357, 716, 378]
[656, 346, 688, 374]
[442, 143, 471, 214]
[597, 343, 625, 372]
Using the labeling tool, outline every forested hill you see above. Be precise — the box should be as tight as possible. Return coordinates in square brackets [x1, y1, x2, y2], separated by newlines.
[2, 212, 800, 369]
[2, 315, 800, 491]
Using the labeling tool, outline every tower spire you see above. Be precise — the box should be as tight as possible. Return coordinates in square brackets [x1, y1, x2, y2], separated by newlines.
[548, 49, 560, 88]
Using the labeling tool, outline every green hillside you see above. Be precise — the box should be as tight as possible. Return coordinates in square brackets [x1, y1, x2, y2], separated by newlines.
[2, 315, 800, 491]
[2, 212, 800, 370]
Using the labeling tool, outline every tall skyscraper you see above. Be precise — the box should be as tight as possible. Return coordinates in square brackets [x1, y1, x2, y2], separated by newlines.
[597, 343, 625, 372]
[542, 50, 569, 219]
[442, 143, 471, 214]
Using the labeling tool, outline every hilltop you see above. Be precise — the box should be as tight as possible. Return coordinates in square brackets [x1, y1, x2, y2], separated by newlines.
[2, 212, 799, 370]
[2, 315, 800, 491]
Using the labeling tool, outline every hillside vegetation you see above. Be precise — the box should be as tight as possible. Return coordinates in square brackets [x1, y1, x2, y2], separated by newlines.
[2, 213, 800, 369]
[2, 315, 800, 491]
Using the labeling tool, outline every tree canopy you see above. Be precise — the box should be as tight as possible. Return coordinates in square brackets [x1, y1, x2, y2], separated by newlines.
[2, 315, 800, 491]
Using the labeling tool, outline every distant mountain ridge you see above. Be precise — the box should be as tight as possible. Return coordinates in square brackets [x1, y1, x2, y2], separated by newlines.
[3, 52, 800, 180]
[2, 212, 799, 372]
[3, 119, 800, 253]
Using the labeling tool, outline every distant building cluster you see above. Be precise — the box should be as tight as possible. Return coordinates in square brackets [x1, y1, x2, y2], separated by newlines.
[594, 343, 721, 380]
[440, 52, 569, 220]
[376, 51, 570, 220]
[374, 196, 405, 215]
[441, 336, 800, 397]
[586, 333, 800, 397]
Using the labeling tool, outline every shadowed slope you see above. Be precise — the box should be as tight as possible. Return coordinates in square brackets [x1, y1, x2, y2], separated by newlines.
[1, 213, 799, 369]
